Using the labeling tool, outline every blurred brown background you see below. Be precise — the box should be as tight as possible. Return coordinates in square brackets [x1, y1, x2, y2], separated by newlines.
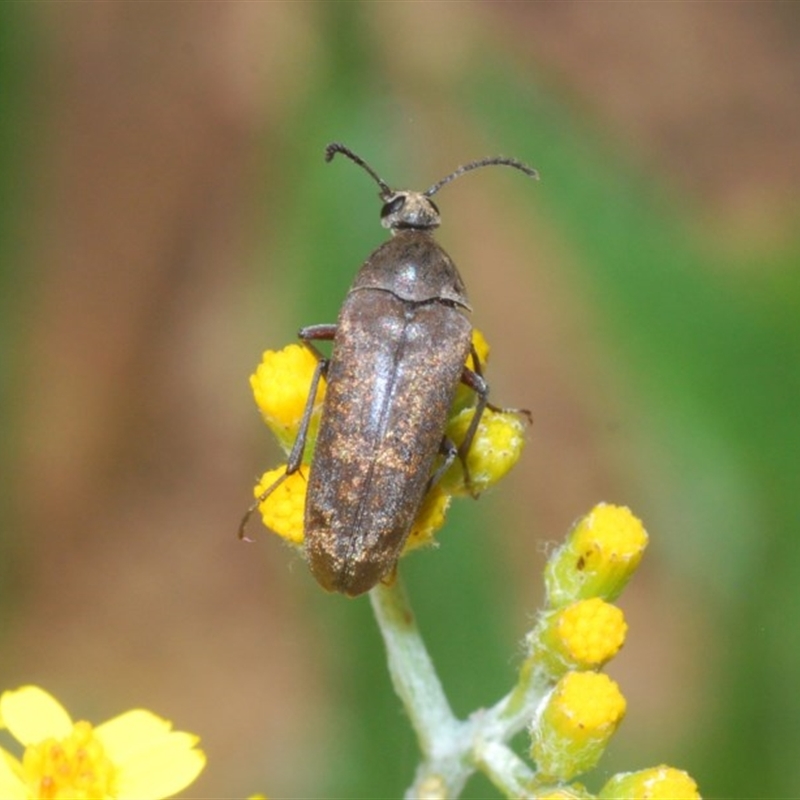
[1, 3, 798, 798]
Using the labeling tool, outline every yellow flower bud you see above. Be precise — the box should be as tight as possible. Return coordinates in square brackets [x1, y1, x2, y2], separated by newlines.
[253, 466, 308, 545]
[544, 504, 648, 607]
[440, 408, 527, 496]
[250, 344, 325, 455]
[531, 598, 627, 676]
[531, 671, 626, 782]
[599, 765, 701, 799]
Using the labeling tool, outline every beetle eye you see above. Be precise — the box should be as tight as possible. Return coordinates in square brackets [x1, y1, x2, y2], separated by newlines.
[381, 195, 406, 219]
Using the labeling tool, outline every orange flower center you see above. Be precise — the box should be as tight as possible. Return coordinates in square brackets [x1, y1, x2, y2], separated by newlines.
[22, 720, 117, 800]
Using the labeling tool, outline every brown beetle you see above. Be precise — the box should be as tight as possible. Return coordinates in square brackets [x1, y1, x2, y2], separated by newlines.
[245, 143, 537, 596]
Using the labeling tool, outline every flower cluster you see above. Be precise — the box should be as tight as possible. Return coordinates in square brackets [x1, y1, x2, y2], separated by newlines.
[0, 685, 205, 800]
[373, 502, 701, 799]
[524, 504, 699, 797]
[247, 331, 528, 551]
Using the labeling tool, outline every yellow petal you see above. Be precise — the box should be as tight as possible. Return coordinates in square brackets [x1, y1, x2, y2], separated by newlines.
[95, 709, 174, 761]
[0, 749, 26, 800]
[114, 735, 206, 799]
[0, 686, 73, 745]
[96, 710, 205, 799]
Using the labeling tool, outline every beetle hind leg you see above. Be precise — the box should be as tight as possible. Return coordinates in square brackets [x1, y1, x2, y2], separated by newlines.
[426, 436, 459, 494]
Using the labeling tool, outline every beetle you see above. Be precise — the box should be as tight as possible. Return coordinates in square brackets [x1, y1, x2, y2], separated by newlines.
[244, 143, 537, 596]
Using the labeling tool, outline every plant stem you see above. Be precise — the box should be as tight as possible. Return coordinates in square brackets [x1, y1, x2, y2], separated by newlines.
[370, 574, 550, 799]
[369, 577, 460, 757]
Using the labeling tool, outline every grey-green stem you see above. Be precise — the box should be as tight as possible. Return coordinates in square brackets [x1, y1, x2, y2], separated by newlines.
[369, 575, 551, 798]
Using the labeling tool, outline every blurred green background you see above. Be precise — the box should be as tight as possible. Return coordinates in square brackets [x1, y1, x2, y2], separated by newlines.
[1, 3, 799, 798]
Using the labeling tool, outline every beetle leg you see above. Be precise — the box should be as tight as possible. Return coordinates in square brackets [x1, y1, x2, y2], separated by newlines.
[458, 364, 533, 499]
[238, 358, 324, 540]
[469, 341, 485, 377]
[298, 323, 337, 370]
[284, 322, 343, 470]
[426, 436, 459, 492]
[285, 355, 328, 473]
[458, 366, 489, 498]
[239, 326, 337, 541]
[238, 471, 292, 541]
[469, 341, 532, 421]
[299, 323, 337, 352]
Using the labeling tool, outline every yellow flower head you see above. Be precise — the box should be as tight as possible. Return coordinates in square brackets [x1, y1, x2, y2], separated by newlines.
[254, 466, 308, 546]
[531, 598, 628, 676]
[440, 407, 527, 497]
[0, 686, 205, 800]
[599, 765, 701, 799]
[250, 344, 325, 455]
[531, 671, 626, 782]
[544, 504, 648, 607]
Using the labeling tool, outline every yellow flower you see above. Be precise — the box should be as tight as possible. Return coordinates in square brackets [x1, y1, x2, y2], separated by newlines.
[544, 504, 648, 607]
[250, 344, 325, 455]
[254, 466, 308, 545]
[531, 671, 626, 782]
[599, 765, 701, 799]
[0, 686, 205, 800]
[531, 598, 628, 676]
[441, 407, 527, 496]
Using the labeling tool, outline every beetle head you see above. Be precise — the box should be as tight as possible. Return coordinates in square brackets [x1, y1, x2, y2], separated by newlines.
[380, 191, 441, 231]
[324, 142, 538, 233]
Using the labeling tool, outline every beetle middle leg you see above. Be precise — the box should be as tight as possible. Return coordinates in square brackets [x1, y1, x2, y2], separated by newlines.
[468, 341, 532, 420]
[456, 367, 489, 498]
[238, 324, 337, 540]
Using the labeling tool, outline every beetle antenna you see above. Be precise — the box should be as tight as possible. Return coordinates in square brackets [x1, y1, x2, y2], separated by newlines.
[424, 156, 538, 197]
[325, 143, 393, 198]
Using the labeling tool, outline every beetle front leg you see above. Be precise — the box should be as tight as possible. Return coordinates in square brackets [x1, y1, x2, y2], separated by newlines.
[290, 324, 338, 471]
[285, 354, 328, 473]
[468, 341, 532, 420]
[298, 323, 337, 361]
